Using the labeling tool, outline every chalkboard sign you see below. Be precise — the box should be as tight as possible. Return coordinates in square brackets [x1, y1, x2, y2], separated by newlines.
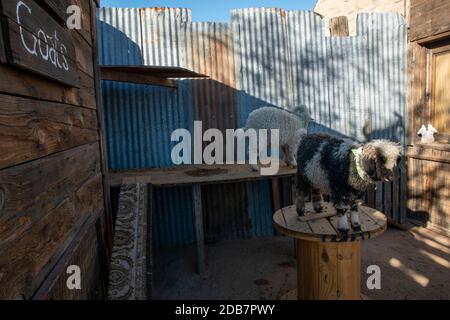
[0, 0, 80, 87]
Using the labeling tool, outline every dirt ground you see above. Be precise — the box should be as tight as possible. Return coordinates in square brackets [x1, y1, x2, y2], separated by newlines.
[153, 225, 450, 300]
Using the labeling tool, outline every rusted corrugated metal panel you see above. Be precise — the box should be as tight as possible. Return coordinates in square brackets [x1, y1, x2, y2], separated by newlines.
[140, 8, 192, 67]
[98, 8, 143, 65]
[182, 22, 250, 242]
[184, 22, 238, 132]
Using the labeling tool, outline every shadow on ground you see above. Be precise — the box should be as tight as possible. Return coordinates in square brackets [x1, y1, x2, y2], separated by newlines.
[153, 226, 449, 300]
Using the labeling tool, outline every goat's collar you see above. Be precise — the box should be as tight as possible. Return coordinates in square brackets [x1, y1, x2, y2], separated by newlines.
[351, 147, 369, 182]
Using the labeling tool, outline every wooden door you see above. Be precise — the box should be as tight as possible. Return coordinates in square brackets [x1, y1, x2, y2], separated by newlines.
[430, 41, 450, 139]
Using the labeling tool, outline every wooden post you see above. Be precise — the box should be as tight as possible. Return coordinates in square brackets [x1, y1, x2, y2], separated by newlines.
[146, 184, 153, 299]
[271, 178, 281, 211]
[329, 16, 349, 37]
[90, 0, 114, 260]
[297, 239, 361, 300]
[192, 185, 206, 275]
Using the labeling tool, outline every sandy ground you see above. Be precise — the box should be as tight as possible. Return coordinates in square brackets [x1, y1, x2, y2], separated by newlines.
[153, 226, 450, 300]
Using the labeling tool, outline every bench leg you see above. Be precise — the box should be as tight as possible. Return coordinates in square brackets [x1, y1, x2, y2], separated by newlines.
[192, 185, 206, 275]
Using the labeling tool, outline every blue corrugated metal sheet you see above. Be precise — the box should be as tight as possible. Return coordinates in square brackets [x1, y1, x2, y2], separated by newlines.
[99, 8, 197, 247]
[101, 80, 194, 169]
[153, 186, 194, 247]
[247, 180, 274, 237]
[98, 8, 143, 65]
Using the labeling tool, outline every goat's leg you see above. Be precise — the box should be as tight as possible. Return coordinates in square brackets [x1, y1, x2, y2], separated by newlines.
[334, 203, 350, 240]
[350, 202, 361, 232]
[295, 176, 309, 217]
[249, 135, 259, 172]
[281, 145, 291, 166]
[311, 189, 323, 213]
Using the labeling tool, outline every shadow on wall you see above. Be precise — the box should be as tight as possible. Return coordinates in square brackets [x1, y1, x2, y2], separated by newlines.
[98, 9, 409, 247]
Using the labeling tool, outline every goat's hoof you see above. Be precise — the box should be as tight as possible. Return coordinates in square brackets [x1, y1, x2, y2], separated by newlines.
[314, 206, 323, 213]
[296, 207, 305, 217]
[338, 228, 349, 241]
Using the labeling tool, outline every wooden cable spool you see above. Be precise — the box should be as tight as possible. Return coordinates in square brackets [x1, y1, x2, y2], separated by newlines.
[273, 202, 387, 300]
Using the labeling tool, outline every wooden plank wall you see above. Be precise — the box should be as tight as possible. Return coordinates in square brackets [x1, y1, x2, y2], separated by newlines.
[406, 0, 450, 233]
[409, 0, 450, 42]
[407, 146, 450, 233]
[0, 0, 109, 299]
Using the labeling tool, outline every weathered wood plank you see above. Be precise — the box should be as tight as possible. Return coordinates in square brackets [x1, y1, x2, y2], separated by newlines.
[0, 94, 98, 169]
[100, 68, 177, 88]
[410, 0, 450, 41]
[273, 204, 387, 242]
[0, 18, 6, 63]
[0, 142, 100, 238]
[37, 0, 95, 47]
[335, 241, 360, 300]
[407, 145, 450, 232]
[35, 0, 73, 25]
[72, 0, 93, 46]
[329, 16, 349, 37]
[0, 146, 103, 299]
[271, 178, 281, 211]
[146, 184, 153, 299]
[108, 162, 296, 187]
[192, 185, 206, 275]
[32, 211, 102, 300]
[73, 30, 94, 77]
[0, 64, 96, 108]
[407, 42, 427, 144]
[90, 0, 113, 258]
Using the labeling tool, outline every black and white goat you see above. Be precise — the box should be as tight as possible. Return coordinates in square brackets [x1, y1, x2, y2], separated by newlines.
[295, 133, 401, 237]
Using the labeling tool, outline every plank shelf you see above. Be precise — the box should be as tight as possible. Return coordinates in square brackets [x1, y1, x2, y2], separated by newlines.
[100, 65, 209, 88]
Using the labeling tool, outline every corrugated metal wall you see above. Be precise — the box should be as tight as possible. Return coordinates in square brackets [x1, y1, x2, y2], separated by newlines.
[286, 11, 331, 133]
[98, 8, 408, 247]
[141, 8, 191, 67]
[98, 9, 196, 247]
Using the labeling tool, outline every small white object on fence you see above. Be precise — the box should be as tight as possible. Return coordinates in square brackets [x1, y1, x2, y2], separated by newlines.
[417, 124, 438, 143]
